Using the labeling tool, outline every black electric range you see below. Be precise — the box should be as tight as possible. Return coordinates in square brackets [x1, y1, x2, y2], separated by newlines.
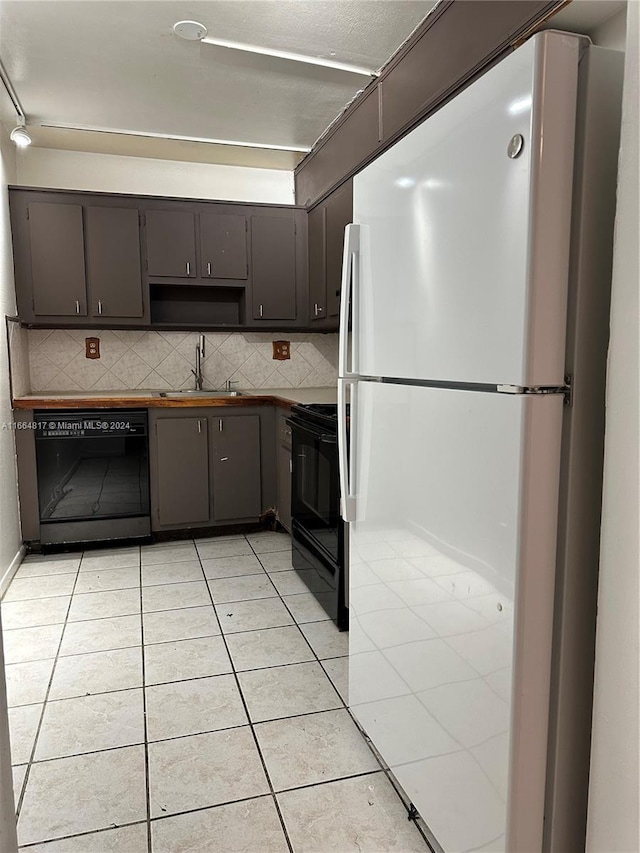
[286, 403, 348, 630]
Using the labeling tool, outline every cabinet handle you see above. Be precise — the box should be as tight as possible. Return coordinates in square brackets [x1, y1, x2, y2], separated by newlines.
[314, 303, 324, 316]
[186, 261, 191, 276]
[207, 262, 211, 276]
[97, 299, 103, 315]
[289, 458, 292, 474]
[219, 418, 223, 432]
[259, 304, 263, 318]
[75, 300, 80, 314]
[197, 420, 201, 434]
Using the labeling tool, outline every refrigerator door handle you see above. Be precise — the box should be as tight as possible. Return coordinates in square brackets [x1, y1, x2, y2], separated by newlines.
[339, 224, 360, 379]
[338, 377, 357, 521]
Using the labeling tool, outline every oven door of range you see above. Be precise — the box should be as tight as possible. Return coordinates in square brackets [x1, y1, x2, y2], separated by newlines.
[288, 416, 342, 590]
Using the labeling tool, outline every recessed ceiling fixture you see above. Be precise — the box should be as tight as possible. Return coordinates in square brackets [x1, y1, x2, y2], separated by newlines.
[41, 122, 311, 153]
[172, 20, 208, 41]
[172, 20, 377, 78]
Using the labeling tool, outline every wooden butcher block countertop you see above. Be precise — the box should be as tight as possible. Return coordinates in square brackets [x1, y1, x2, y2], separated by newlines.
[12, 387, 338, 410]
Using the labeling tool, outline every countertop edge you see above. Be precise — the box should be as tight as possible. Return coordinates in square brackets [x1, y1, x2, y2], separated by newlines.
[11, 394, 295, 411]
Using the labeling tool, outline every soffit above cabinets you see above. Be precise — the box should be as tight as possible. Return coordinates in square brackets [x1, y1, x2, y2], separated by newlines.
[0, 0, 435, 164]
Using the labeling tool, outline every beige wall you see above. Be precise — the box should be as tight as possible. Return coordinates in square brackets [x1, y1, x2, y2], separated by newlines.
[587, 2, 639, 851]
[15, 147, 294, 204]
[591, 6, 628, 49]
[0, 86, 21, 852]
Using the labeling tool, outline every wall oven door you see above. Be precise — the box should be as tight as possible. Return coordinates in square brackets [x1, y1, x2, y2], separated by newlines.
[288, 415, 347, 628]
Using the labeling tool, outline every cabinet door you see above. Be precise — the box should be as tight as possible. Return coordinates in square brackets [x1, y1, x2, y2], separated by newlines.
[211, 415, 261, 521]
[145, 210, 196, 278]
[200, 213, 247, 280]
[156, 417, 209, 526]
[28, 203, 86, 316]
[85, 207, 143, 318]
[325, 180, 353, 322]
[251, 215, 297, 320]
[308, 204, 327, 323]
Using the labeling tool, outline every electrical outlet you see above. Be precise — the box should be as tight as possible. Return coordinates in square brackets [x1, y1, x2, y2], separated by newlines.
[85, 337, 100, 359]
[272, 340, 290, 360]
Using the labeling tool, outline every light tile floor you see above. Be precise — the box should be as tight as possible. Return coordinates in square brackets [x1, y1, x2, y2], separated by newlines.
[2, 531, 431, 852]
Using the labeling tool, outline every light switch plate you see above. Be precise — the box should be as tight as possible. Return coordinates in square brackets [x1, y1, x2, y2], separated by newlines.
[272, 340, 290, 360]
[85, 337, 100, 359]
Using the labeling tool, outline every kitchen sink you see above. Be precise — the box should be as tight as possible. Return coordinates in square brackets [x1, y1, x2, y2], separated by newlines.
[155, 390, 243, 398]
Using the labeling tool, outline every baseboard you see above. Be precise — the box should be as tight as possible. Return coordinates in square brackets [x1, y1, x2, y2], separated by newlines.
[0, 545, 26, 600]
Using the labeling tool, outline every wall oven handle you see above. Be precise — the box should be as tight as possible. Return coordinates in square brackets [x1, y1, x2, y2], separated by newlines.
[338, 377, 356, 522]
[339, 223, 360, 380]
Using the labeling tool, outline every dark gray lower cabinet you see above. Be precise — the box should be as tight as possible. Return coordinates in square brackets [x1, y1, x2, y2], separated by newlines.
[155, 417, 210, 527]
[151, 407, 276, 531]
[277, 412, 292, 532]
[211, 414, 261, 521]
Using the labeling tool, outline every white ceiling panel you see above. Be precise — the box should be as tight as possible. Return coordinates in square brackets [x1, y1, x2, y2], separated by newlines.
[0, 0, 435, 150]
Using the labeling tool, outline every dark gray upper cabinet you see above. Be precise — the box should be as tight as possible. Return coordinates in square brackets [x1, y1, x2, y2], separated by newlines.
[308, 204, 327, 323]
[251, 214, 297, 321]
[211, 414, 261, 521]
[200, 213, 248, 280]
[85, 207, 143, 318]
[295, 88, 379, 208]
[10, 189, 309, 330]
[155, 416, 210, 527]
[28, 202, 87, 317]
[325, 180, 353, 322]
[145, 209, 196, 278]
[306, 179, 352, 330]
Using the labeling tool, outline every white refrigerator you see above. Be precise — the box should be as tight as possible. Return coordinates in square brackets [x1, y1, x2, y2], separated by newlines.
[338, 31, 623, 853]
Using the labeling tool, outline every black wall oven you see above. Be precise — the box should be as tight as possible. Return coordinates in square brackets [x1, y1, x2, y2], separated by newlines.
[33, 409, 151, 545]
[287, 403, 348, 630]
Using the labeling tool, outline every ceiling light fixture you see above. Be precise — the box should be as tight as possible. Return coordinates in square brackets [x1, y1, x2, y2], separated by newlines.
[173, 20, 208, 41]
[10, 119, 31, 148]
[172, 21, 377, 78]
[41, 122, 311, 153]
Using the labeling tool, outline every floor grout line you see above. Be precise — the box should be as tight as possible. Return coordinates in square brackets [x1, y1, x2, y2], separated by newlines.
[17, 817, 150, 850]
[200, 536, 296, 853]
[14, 555, 84, 821]
[137, 552, 153, 853]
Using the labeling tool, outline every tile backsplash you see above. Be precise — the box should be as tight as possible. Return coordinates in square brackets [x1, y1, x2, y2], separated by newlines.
[27, 329, 338, 394]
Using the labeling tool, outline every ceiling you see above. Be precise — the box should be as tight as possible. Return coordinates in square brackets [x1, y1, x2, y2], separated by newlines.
[0, 0, 626, 170]
[0, 0, 435, 167]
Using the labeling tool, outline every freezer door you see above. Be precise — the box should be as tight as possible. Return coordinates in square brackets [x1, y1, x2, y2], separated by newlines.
[348, 382, 563, 851]
[353, 32, 579, 387]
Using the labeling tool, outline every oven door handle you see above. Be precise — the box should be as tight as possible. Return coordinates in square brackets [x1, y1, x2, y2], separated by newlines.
[338, 377, 356, 522]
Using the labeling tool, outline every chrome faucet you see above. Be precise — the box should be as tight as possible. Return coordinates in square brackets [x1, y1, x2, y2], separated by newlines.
[192, 334, 205, 391]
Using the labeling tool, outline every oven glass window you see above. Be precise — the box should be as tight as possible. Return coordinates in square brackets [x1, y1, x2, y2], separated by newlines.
[36, 436, 149, 522]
